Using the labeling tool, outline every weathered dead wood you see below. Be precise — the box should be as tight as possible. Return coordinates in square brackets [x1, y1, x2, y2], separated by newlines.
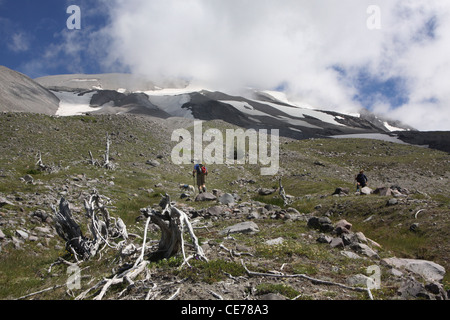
[279, 177, 291, 206]
[17, 284, 65, 300]
[54, 193, 207, 300]
[241, 259, 373, 300]
[36, 151, 59, 173]
[219, 244, 254, 258]
[53, 190, 128, 261]
[140, 194, 208, 266]
[87, 134, 116, 170]
[52, 198, 92, 261]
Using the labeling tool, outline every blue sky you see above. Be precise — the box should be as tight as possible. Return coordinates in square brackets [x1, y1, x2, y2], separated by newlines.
[0, 0, 449, 131]
[0, 0, 110, 76]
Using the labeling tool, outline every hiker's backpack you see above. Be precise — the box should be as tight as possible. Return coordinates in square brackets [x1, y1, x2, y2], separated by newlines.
[195, 164, 207, 175]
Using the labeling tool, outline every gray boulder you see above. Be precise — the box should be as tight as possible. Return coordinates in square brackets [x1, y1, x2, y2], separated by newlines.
[218, 193, 235, 205]
[146, 159, 160, 167]
[205, 206, 223, 217]
[195, 192, 217, 202]
[374, 187, 392, 196]
[346, 274, 373, 287]
[382, 257, 446, 282]
[386, 198, 398, 206]
[332, 187, 349, 196]
[265, 237, 284, 246]
[316, 234, 333, 244]
[360, 187, 373, 195]
[258, 188, 276, 196]
[334, 219, 352, 235]
[219, 221, 260, 236]
[307, 216, 334, 232]
[398, 277, 433, 300]
[0, 196, 14, 207]
[330, 237, 345, 249]
[350, 243, 379, 258]
[15, 230, 29, 240]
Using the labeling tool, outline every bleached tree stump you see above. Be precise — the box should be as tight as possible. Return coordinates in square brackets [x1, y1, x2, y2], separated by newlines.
[53, 190, 128, 261]
[87, 134, 116, 170]
[279, 178, 291, 206]
[140, 194, 208, 266]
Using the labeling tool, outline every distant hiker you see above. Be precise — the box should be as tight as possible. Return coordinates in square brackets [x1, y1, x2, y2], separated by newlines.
[355, 170, 368, 192]
[193, 163, 208, 193]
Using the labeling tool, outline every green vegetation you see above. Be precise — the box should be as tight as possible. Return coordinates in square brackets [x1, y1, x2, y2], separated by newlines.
[0, 112, 449, 300]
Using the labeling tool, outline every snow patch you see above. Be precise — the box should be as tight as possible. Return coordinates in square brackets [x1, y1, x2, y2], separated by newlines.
[52, 91, 102, 116]
[331, 133, 409, 145]
[147, 94, 193, 118]
[384, 122, 406, 132]
[219, 100, 268, 117]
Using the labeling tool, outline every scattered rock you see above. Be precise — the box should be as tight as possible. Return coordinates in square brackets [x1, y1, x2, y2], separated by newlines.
[15, 229, 29, 240]
[0, 229, 5, 240]
[31, 209, 49, 223]
[20, 174, 34, 184]
[205, 206, 223, 217]
[258, 188, 276, 196]
[353, 232, 368, 244]
[34, 226, 51, 235]
[195, 192, 217, 202]
[374, 187, 392, 196]
[387, 198, 398, 206]
[409, 223, 420, 232]
[0, 196, 14, 207]
[340, 250, 361, 260]
[346, 274, 373, 287]
[334, 219, 352, 235]
[314, 161, 325, 167]
[332, 187, 349, 196]
[264, 237, 284, 246]
[219, 221, 260, 236]
[360, 187, 373, 195]
[146, 159, 160, 167]
[316, 234, 333, 244]
[258, 293, 288, 300]
[389, 268, 404, 277]
[330, 237, 345, 248]
[397, 277, 433, 300]
[382, 257, 446, 283]
[350, 243, 379, 258]
[307, 216, 334, 232]
[218, 193, 235, 205]
[180, 192, 190, 199]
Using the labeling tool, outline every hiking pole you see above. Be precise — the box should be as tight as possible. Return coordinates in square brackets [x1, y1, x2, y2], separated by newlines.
[193, 173, 196, 195]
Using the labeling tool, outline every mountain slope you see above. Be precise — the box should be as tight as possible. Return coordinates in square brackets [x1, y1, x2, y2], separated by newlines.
[0, 113, 448, 300]
[33, 73, 414, 140]
[0, 66, 60, 115]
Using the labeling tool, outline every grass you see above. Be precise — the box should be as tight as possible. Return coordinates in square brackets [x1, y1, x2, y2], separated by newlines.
[1, 112, 449, 300]
[255, 283, 300, 299]
[177, 259, 246, 284]
[0, 247, 63, 299]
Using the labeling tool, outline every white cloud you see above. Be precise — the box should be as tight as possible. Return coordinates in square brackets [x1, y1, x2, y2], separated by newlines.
[7, 32, 30, 53]
[34, 0, 450, 130]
